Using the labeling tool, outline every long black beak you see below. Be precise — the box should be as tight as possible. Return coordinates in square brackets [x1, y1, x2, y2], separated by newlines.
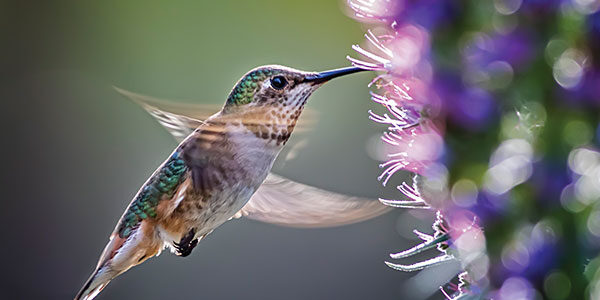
[303, 66, 366, 84]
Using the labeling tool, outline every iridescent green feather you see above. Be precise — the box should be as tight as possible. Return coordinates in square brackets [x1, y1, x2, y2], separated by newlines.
[118, 152, 188, 238]
[226, 69, 273, 106]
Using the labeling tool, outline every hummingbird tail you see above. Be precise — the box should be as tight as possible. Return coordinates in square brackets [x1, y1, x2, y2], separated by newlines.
[74, 263, 118, 300]
[75, 222, 163, 300]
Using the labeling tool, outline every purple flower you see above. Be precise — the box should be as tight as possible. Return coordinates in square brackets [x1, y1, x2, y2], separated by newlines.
[346, 0, 403, 23]
[463, 31, 535, 72]
[367, 76, 444, 177]
[530, 161, 571, 204]
[394, 0, 460, 30]
[348, 24, 430, 78]
[435, 76, 498, 130]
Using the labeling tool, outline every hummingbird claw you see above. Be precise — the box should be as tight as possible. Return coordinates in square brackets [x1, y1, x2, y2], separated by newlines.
[173, 228, 198, 257]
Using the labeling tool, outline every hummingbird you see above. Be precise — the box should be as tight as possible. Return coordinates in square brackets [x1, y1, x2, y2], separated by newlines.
[75, 65, 390, 300]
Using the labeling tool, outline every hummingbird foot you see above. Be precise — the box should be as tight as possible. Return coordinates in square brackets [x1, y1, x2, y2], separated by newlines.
[173, 228, 198, 257]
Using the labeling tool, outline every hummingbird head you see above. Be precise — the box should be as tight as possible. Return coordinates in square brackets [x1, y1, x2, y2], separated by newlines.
[221, 65, 365, 146]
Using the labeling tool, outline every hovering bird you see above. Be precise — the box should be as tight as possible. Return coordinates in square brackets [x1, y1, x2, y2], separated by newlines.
[75, 65, 390, 300]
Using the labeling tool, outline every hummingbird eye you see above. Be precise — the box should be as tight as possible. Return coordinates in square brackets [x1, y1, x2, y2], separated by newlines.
[270, 76, 288, 90]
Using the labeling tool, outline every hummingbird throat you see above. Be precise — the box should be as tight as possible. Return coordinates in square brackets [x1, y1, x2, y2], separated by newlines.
[239, 88, 313, 146]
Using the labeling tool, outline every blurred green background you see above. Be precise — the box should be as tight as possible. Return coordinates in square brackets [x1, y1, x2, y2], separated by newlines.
[0, 1, 459, 299]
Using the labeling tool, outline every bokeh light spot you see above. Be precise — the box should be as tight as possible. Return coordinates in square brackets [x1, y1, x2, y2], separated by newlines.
[587, 210, 600, 237]
[451, 179, 479, 207]
[568, 148, 600, 175]
[545, 39, 569, 66]
[552, 49, 587, 90]
[572, 0, 600, 15]
[560, 184, 587, 213]
[498, 277, 536, 300]
[563, 120, 593, 147]
[484, 139, 533, 195]
[544, 271, 571, 300]
[574, 166, 600, 204]
[494, 0, 523, 15]
[501, 242, 530, 272]
[486, 60, 514, 90]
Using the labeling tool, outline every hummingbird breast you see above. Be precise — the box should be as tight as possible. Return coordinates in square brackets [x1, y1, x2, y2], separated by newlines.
[155, 116, 280, 244]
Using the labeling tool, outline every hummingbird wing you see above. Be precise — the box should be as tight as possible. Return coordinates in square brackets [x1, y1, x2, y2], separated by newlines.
[114, 87, 212, 141]
[114, 87, 317, 142]
[116, 87, 390, 228]
[234, 173, 391, 228]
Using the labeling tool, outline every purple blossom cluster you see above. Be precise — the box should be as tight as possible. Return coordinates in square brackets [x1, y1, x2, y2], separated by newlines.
[345, 0, 600, 299]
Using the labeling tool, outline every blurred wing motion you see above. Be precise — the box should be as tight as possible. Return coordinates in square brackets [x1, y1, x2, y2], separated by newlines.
[237, 173, 391, 227]
[115, 87, 390, 228]
[114, 86, 317, 141]
[114, 87, 211, 141]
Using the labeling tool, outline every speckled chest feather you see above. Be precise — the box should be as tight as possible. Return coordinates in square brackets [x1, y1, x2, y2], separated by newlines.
[238, 90, 312, 146]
